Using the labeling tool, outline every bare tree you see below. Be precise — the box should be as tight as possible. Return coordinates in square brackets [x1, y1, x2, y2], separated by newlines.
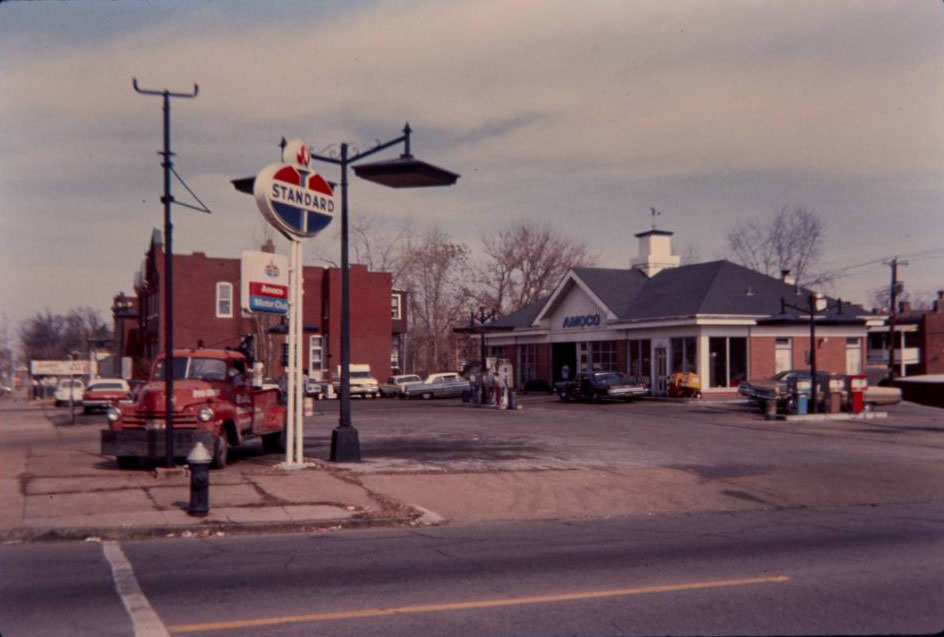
[727, 205, 828, 287]
[20, 307, 110, 361]
[398, 226, 472, 373]
[470, 220, 594, 316]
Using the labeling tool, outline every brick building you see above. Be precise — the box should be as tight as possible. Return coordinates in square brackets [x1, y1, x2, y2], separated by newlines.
[866, 295, 944, 377]
[481, 229, 882, 397]
[113, 231, 405, 382]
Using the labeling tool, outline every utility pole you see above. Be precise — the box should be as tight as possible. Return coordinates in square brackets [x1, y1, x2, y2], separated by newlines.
[133, 79, 200, 467]
[884, 257, 907, 380]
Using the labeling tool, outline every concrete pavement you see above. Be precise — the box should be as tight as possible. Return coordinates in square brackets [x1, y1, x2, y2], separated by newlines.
[3, 393, 944, 541]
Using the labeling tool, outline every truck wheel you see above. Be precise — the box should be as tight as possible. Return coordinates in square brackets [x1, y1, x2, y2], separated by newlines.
[262, 430, 284, 454]
[558, 392, 569, 402]
[116, 456, 137, 469]
[211, 435, 228, 469]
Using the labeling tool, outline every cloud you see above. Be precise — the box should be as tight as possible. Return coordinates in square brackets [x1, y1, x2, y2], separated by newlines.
[1, 0, 942, 330]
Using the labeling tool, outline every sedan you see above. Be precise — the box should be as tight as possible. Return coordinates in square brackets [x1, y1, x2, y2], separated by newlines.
[82, 379, 131, 413]
[380, 374, 423, 397]
[403, 373, 470, 400]
[555, 371, 647, 402]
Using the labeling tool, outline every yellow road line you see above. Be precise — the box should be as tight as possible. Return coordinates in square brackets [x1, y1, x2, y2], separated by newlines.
[167, 575, 790, 634]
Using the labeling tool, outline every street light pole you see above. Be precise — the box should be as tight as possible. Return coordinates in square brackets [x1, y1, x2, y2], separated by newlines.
[133, 79, 199, 467]
[305, 124, 458, 462]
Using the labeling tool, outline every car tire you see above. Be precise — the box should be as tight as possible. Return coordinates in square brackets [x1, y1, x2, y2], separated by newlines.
[421, 392, 433, 400]
[211, 435, 228, 469]
[558, 392, 569, 403]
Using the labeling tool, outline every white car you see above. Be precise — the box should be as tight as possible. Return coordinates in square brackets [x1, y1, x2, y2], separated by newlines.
[380, 374, 423, 397]
[54, 379, 86, 406]
[332, 364, 380, 399]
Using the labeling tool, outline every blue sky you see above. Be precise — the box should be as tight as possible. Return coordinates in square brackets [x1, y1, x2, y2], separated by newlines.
[2, 0, 943, 337]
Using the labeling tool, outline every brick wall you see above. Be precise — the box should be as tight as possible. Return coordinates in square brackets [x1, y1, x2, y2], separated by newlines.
[750, 337, 776, 381]
[922, 313, 944, 374]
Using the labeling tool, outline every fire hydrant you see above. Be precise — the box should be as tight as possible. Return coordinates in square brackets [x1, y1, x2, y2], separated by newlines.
[187, 441, 212, 517]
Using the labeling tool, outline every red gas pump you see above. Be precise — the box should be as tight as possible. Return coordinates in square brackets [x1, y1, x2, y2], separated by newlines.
[849, 375, 867, 414]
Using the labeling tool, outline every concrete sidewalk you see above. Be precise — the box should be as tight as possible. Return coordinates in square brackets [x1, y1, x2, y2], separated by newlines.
[0, 400, 415, 542]
[4, 397, 944, 542]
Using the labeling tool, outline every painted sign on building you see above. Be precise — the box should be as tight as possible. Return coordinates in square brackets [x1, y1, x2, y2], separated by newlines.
[30, 360, 94, 376]
[241, 251, 289, 314]
[254, 139, 335, 240]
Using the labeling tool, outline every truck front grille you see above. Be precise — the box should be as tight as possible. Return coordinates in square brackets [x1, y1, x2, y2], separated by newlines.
[122, 411, 198, 427]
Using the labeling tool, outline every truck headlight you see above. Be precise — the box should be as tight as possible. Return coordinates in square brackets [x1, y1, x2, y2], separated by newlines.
[106, 407, 121, 424]
[197, 407, 214, 423]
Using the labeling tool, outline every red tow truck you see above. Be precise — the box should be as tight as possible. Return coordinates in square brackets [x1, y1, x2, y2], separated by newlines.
[100, 347, 285, 469]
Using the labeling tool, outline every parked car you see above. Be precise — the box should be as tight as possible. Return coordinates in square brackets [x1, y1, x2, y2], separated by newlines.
[332, 364, 380, 399]
[82, 379, 131, 413]
[54, 379, 86, 407]
[380, 374, 423, 397]
[738, 370, 842, 413]
[403, 372, 470, 400]
[862, 384, 902, 407]
[554, 371, 647, 402]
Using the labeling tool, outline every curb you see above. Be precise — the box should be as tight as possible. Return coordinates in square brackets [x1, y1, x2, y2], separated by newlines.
[0, 513, 421, 544]
[783, 411, 888, 423]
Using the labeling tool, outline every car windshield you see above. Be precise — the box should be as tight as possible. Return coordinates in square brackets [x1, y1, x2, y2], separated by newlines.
[89, 383, 124, 391]
[398, 375, 421, 383]
[595, 372, 624, 384]
[152, 357, 227, 381]
[351, 371, 371, 379]
[60, 380, 83, 388]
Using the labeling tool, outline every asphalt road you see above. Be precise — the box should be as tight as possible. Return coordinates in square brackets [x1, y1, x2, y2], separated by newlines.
[3, 501, 943, 636]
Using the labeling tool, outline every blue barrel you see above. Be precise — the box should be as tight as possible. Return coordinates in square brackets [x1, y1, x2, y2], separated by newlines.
[797, 393, 808, 415]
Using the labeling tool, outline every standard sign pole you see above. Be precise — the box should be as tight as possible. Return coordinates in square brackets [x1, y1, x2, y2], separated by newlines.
[253, 138, 335, 468]
[294, 238, 305, 464]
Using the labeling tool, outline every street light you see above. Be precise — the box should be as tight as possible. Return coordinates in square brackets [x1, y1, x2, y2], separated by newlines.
[314, 124, 459, 461]
[234, 124, 459, 461]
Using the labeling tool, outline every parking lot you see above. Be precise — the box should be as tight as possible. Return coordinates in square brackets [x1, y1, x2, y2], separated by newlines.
[44, 393, 944, 474]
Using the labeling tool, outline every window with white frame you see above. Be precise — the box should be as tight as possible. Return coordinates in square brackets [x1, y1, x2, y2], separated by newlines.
[391, 293, 401, 320]
[709, 337, 747, 388]
[309, 335, 323, 375]
[216, 282, 233, 318]
[775, 338, 792, 374]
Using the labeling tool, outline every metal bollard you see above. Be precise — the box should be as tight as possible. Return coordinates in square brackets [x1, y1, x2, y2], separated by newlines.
[187, 441, 212, 517]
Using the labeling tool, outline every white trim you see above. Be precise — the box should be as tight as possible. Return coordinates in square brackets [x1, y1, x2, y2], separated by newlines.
[215, 281, 233, 318]
[102, 541, 170, 637]
[532, 270, 618, 325]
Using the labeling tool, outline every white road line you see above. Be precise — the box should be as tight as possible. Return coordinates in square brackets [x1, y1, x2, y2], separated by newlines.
[102, 541, 170, 637]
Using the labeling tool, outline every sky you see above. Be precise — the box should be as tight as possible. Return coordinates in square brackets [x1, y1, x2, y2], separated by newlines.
[2, 0, 944, 343]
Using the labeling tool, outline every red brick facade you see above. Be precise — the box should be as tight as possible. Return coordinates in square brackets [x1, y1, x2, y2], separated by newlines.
[117, 236, 397, 382]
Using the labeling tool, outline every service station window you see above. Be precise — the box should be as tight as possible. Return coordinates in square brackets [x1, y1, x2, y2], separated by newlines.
[709, 337, 747, 388]
[216, 282, 233, 318]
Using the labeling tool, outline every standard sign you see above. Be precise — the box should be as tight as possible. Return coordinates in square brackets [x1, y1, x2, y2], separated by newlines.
[562, 313, 601, 328]
[241, 251, 289, 314]
[254, 138, 335, 240]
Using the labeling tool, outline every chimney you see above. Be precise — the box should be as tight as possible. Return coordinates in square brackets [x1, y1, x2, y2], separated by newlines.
[780, 269, 795, 286]
[935, 290, 944, 313]
[631, 229, 680, 277]
[899, 301, 911, 315]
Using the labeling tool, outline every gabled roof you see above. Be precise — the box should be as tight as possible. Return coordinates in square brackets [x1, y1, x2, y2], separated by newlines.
[489, 297, 547, 329]
[484, 259, 870, 330]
